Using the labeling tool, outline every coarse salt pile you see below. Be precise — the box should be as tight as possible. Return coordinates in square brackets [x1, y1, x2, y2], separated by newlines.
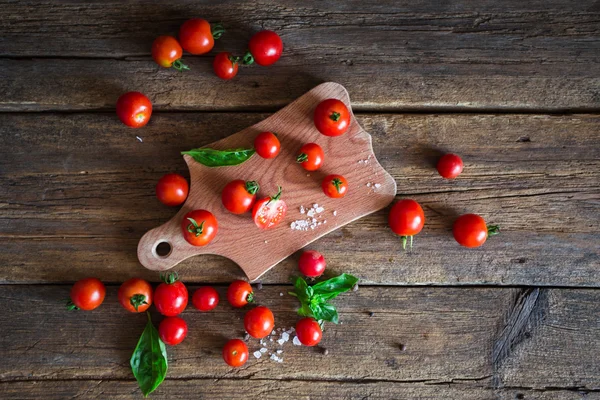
[290, 204, 328, 231]
[251, 327, 299, 363]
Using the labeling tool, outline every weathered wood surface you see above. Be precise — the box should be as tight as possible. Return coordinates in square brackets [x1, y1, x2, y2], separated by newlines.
[1, 113, 598, 285]
[1, 1, 599, 111]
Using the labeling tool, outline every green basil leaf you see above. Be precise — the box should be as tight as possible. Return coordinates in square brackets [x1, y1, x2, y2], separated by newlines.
[310, 302, 339, 324]
[312, 273, 359, 298]
[181, 147, 255, 167]
[291, 276, 310, 304]
[130, 313, 168, 397]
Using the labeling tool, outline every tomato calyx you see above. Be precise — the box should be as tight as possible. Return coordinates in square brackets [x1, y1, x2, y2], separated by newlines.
[212, 23, 225, 39]
[329, 111, 341, 122]
[171, 59, 190, 72]
[245, 180, 260, 195]
[66, 300, 79, 311]
[266, 186, 283, 206]
[488, 225, 500, 236]
[246, 292, 254, 303]
[296, 153, 308, 163]
[241, 50, 254, 65]
[399, 235, 414, 251]
[160, 271, 179, 285]
[186, 217, 205, 237]
[228, 54, 240, 66]
[130, 293, 149, 312]
[331, 178, 343, 193]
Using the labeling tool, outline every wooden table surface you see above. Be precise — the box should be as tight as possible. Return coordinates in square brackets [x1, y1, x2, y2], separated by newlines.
[1, 1, 599, 399]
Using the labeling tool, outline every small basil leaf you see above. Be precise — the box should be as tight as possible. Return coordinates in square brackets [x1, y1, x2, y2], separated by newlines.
[130, 313, 168, 397]
[312, 273, 359, 297]
[310, 302, 339, 324]
[181, 147, 255, 167]
[291, 276, 310, 304]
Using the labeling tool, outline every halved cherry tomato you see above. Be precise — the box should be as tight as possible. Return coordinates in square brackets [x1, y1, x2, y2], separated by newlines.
[314, 99, 350, 137]
[388, 199, 425, 249]
[322, 174, 348, 198]
[244, 306, 275, 339]
[298, 250, 326, 278]
[252, 186, 287, 229]
[227, 280, 254, 308]
[118, 278, 152, 313]
[296, 143, 324, 171]
[453, 214, 499, 248]
[221, 180, 259, 214]
[182, 210, 218, 246]
[158, 316, 188, 346]
[242, 30, 283, 66]
[156, 173, 189, 207]
[437, 153, 464, 179]
[254, 132, 281, 159]
[179, 18, 224, 55]
[116, 92, 152, 128]
[213, 52, 239, 80]
[192, 286, 219, 312]
[151, 36, 189, 71]
[223, 339, 249, 367]
[295, 318, 322, 346]
[154, 272, 188, 317]
[68, 278, 106, 311]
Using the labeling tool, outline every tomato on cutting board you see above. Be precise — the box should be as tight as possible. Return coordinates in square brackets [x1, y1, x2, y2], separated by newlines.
[118, 278, 153, 313]
[68, 278, 106, 311]
[254, 132, 281, 159]
[116, 92, 152, 128]
[179, 18, 224, 55]
[244, 306, 275, 339]
[252, 186, 287, 229]
[322, 174, 348, 198]
[156, 173, 189, 207]
[154, 272, 188, 317]
[296, 143, 324, 171]
[151, 36, 188, 71]
[388, 199, 425, 249]
[182, 210, 218, 246]
[221, 180, 259, 214]
[453, 214, 499, 248]
[242, 30, 283, 66]
[223, 339, 249, 367]
[314, 99, 350, 137]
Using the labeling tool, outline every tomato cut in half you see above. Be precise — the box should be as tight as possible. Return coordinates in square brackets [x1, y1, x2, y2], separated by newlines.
[252, 186, 287, 229]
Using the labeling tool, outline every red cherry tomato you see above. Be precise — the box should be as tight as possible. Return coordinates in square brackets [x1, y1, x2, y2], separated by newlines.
[254, 132, 281, 159]
[156, 173, 189, 207]
[222, 339, 249, 367]
[252, 186, 287, 229]
[118, 278, 153, 313]
[68, 278, 106, 311]
[244, 30, 283, 66]
[388, 199, 425, 249]
[181, 210, 218, 246]
[296, 143, 324, 171]
[298, 250, 326, 278]
[116, 92, 152, 128]
[154, 272, 188, 317]
[295, 318, 322, 346]
[244, 306, 275, 339]
[437, 153, 464, 179]
[322, 174, 348, 198]
[151, 36, 188, 71]
[192, 286, 219, 312]
[221, 180, 259, 214]
[213, 52, 239, 80]
[158, 316, 188, 346]
[227, 280, 254, 308]
[453, 214, 499, 248]
[314, 99, 350, 137]
[179, 18, 224, 55]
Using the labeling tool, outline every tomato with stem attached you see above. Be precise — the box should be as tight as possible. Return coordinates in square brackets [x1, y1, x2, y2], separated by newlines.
[118, 278, 153, 313]
[314, 99, 350, 137]
[227, 280, 254, 308]
[221, 180, 259, 214]
[437, 153, 464, 179]
[296, 318, 322, 346]
[252, 186, 287, 229]
[298, 250, 326, 278]
[182, 210, 218, 246]
[192, 286, 219, 312]
[151, 36, 189, 71]
[116, 92, 152, 128]
[67, 278, 106, 311]
[296, 143, 324, 171]
[213, 52, 239, 80]
[244, 306, 275, 339]
[222, 339, 249, 367]
[158, 316, 188, 346]
[179, 18, 224, 55]
[254, 132, 280, 159]
[322, 174, 348, 198]
[242, 30, 283, 66]
[154, 272, 188, 317]
[388, 199, 425, 249]
[453, 214, 499, 248]
[156, 173, 189, 207]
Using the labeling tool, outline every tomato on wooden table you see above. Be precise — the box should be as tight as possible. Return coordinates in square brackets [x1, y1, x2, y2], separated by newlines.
[223, 339, 249, 367]
[118, 278, 153, 313]
[242, 30, 283, 66]
[156, 173, 189, 206]
[154, 272, 188, 317]
[179, 18, 224, 55]
[437, 153, 464, 179]
[158, 316, 188, 346]
[182, 209, 218, 246]
[322, 174, 348, 198]
[388, 199, 425, 249]
[213, 52, 239, 80]
[453, 214, 499, 248]
[314, 99, 350, 137]
[298, 250, 326, 278]
[244, 306, 275, 339]
[221, 180, 259, 214]
[151, 36, 189, 71]
[227, 280, 254, 308]
[295, 318, 322, 346]
[254, 132, 281, 159]
[296, 143, 324, 171]
[252, 186, 287, 229]
[68, 278, 106, 311]
[116, 92, 152, 128]
[192, 286, 219, 311]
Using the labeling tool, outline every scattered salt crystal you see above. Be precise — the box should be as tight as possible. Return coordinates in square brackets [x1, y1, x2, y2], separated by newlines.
[270, 338, 274, 342]
[300, 206, 305, 214]
[281, 332, 290, 341]
[260, 347, 268, 353]
[280, 292, 283, 296]
[324, 220, 327, 224]
[293, 336, 302, 346]
[333, 210, 338, 216]
[315, 206, 324, 213]
[307, 209, 316, 217]
[260, 339, 265, 345]
[253, 351, 262, 359]
[313, 204, 319, 208]
[277, 350, 283, 354]
[366, 182, 372, 187]
[270, 354, 282, 362]
[277, 339, 285, 345]
[136, 136, 143, 142]
[264, 240, 268, 244]
[374, 183, 382, 189]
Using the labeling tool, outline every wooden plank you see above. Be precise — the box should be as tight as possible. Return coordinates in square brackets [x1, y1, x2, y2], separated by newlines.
[0, 1, 599, 110]
[0, 113, 598, 285]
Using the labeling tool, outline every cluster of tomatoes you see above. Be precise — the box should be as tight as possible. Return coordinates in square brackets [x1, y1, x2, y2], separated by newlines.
[388, 153, 499, 248]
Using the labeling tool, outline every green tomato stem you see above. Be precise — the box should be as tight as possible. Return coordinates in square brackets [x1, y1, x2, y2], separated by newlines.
[212, 23, 225, 39]
[487, 225, 500, 236]
[172, 59, 190, 72]
[241, 50, 254, 65]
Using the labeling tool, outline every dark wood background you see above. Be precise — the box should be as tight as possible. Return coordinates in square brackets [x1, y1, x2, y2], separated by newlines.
[0, 1, 599, 398]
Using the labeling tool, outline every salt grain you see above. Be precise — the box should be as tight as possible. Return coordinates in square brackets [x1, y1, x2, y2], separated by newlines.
[277, 350, 283, 354]
[333, 211, 338, 216]
[374, 183, 382, 189]
[260, 347, 268, 353]
[281, 332, 290, 341]
[253, 351, 262, 359]
[293, 336, 302, 346]
[136, 136, 143, 142]
[299, 205, 305, 214]
[277, 339, 285, 345]
[280, 292, 283, 296]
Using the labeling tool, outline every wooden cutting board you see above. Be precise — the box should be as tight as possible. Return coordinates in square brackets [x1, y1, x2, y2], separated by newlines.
[137, 82, 397, 281]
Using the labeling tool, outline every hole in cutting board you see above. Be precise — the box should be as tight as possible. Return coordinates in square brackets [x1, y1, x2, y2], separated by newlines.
[155, 241, 172, 258]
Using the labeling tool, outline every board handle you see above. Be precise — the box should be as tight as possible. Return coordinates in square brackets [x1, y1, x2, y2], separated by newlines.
[137, 219, 190, 272]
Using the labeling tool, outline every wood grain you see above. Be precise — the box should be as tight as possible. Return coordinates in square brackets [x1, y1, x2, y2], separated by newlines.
[0, 112, 597, 285]
[137, 83, 396, 280]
